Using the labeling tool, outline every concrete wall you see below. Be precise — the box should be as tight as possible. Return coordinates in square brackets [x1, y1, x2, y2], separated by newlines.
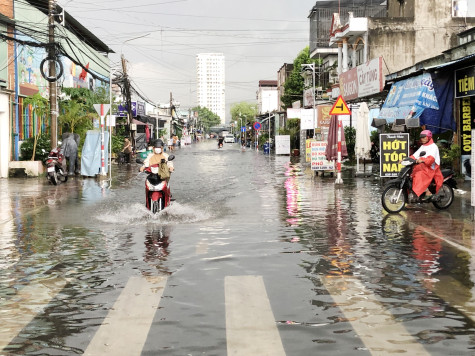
[368, 18, 415, 75]
[369, 0, 475, 75]
[387, 0, 415, 18]
[0, 93, 10, 178]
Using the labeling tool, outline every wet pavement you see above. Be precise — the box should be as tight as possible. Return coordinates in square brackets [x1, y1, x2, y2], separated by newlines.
[1, 140, 475, 355]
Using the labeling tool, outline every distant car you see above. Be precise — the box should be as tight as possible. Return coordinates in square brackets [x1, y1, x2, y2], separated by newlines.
[224, 135, 234, 143]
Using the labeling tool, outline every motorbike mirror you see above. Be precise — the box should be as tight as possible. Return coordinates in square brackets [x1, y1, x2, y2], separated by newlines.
[419, 151, 426, 156]
[168, 155, 175, 161]
[136, 158, 144, 164]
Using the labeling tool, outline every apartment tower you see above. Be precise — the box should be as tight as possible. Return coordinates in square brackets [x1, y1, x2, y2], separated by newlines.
[196, 53, 225, 124]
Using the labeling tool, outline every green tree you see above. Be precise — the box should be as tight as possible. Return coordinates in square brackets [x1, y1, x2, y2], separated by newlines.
[344, 125, 356, 163]
[192, 106, 221, 133]
[23, 93, 49, 160]
[281, 47, 322, 110]
[230, 102, 257, 124]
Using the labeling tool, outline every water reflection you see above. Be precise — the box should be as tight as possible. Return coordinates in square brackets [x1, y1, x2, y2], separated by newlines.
[144, 226, 172, 269]
[284, 162, 302, 226]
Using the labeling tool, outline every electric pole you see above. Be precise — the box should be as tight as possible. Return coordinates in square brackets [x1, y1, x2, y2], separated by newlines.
[170, 92, 173, 135]
[121, 55, 133, 143]
[48, 0, 57, 148]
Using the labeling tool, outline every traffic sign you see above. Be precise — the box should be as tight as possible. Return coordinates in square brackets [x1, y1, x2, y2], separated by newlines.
[93, 103, 111, 117]
[241, 126, 246, 132]
[253, 122, 261, 130]
[329, 95, 350, 115]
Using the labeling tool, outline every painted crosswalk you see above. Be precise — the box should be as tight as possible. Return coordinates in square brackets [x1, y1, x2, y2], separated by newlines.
[3, 273, 475, 354]
[225, 275, 286, 356]
[84, 275, 167, 356]
[0, 277, 67, 352]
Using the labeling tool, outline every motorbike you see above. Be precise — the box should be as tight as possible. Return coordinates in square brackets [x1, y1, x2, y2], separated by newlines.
[381, 152, 457, 214]
[137, 155, 175, 214]
[218, 138, 224, 148]
[45, 147, 68, 185]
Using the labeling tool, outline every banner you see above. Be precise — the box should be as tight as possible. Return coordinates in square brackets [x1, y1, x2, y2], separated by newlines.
[379, 133, 409, 177]
[379, 73, 439, 122]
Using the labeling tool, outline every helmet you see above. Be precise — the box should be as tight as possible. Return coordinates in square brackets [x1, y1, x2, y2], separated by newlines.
[420, 130, 432, 139]
[153, 139, 164, 148]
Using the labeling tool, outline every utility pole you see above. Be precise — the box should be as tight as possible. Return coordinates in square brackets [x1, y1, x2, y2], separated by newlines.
[121, 55, 133, 143]
[48, 0, 57, 148]
[169, 92, 173, 136]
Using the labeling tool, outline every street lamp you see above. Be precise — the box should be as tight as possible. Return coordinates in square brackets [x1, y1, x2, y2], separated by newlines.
[301, 63, 316, 139]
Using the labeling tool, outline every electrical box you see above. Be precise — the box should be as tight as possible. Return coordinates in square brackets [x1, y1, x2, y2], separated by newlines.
[130, 123, 137, 131]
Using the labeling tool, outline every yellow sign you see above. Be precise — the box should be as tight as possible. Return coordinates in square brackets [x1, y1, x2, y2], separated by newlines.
[329, 95, 350, 115]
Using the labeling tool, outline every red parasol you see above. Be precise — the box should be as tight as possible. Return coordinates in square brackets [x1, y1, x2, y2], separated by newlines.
[325, 115, 348, 161]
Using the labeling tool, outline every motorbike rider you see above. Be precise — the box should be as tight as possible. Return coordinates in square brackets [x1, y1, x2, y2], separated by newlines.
[410, 130, 444, 201]
[139, 139, 174, 178]
[218, 136, 224, 147]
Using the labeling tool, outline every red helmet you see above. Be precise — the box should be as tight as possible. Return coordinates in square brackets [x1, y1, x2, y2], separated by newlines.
[420, 130, 432, 139]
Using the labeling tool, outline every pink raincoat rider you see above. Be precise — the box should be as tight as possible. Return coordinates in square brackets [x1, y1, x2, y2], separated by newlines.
[409, 130, 444, 197]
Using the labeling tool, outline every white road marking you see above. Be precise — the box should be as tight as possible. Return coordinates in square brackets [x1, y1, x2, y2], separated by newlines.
[321, 276, 430, 355]
[84, 276, 167, 356]
[196, 238, 209, 255]
[0, 277, 67, 351]
[225, 275, 286, 356]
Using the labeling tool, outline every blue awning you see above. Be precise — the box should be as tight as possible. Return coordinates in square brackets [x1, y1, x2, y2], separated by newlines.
[378, 73, 439, 123]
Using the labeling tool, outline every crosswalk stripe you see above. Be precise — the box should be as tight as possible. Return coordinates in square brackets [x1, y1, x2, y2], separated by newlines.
[0, 277, 67, 351]
[321, 276, 430, 355]
[84, 276, 167, 356]
[225, 275, 286, 356]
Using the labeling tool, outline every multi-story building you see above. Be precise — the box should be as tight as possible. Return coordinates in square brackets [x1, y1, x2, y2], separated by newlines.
[308, 0, 386, 90]
[196, 53, 226, 124]
[277, 63, 293, 112]
[256, 80, 278, 115]
[0, 0, 112, 177]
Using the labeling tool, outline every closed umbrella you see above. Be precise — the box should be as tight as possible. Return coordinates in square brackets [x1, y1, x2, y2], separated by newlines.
[325, 115, 348, 161]
[355, 102, 371, 174]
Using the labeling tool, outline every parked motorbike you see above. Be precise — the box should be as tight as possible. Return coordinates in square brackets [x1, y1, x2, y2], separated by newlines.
[44, 147, 68, 185]
[137, 155, 175, 213]
[381, 152, 457, 213]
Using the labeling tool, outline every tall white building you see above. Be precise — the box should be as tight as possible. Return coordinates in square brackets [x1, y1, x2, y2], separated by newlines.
[196, 53, 226, 124]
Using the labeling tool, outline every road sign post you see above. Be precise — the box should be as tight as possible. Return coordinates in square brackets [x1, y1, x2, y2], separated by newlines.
[93, 104, 111, 177]
[329, 96, 350, 185]
[253, 122, 261, 151]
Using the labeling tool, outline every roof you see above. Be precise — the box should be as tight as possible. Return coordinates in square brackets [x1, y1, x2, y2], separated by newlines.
[258, 80, 278, 87]
[23, 0, 113, 54]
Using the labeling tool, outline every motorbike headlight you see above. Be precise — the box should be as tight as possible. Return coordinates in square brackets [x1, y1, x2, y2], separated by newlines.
[151, 166, 159, 174]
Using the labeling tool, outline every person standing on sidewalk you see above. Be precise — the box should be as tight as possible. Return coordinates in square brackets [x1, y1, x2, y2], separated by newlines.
[61, 133, 78, 176]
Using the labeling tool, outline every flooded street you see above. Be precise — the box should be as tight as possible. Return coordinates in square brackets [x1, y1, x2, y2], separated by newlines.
[1, 140, 475, 355]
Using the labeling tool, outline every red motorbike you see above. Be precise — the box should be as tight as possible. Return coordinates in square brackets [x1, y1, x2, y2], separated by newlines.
[45, 147, 68, 185]
[139, 155, 175, 213]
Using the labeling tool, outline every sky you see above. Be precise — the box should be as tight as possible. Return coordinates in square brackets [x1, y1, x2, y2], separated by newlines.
[57, 0, 317, 121]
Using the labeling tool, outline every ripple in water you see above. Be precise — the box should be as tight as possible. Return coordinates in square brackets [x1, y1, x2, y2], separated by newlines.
[96, 202, 211, 225]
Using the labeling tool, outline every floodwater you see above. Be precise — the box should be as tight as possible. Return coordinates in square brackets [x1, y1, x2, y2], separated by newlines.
[1, 140, 475, 355]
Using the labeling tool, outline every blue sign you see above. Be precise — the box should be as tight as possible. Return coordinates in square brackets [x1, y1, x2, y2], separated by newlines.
[253, 122, 261, 130]
[241, 126, 246, 132]
[379, 73, 439, 123]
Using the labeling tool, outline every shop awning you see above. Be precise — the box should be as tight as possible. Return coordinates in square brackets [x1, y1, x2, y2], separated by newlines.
[378, 73, 439, 124]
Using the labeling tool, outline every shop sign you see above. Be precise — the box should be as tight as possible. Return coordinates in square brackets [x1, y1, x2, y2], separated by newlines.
[339, 57, 383, 101]
[311, 141, 335, 171]
[379, 133, 409, 177]
[455, 65, 475, 98]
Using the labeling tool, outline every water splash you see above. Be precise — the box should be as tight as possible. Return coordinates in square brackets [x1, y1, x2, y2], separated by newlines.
[96, 202, 210, 225]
